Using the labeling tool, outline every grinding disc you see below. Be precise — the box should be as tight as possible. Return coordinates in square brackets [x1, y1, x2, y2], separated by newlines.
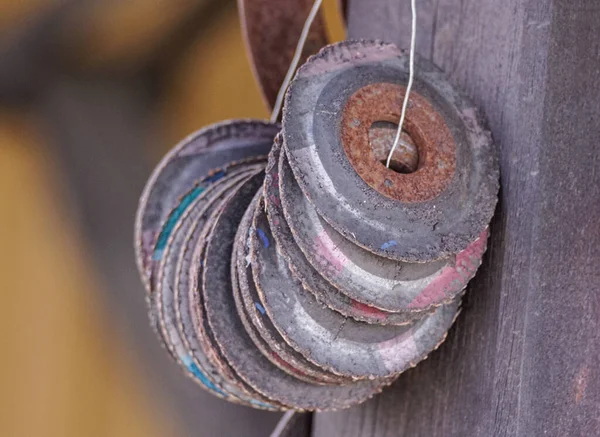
[251, 199, 460, 379]
[148, 161, 264, 297]
[152, 168, 275, 408]
[187, 171, 285, 410]
[282, 40, 498, 262]
[264, 137, 422, 324]
[279, 148, 489, 313]
[156, 167, 279, 409]
[135, 119, 279, 291]
[149, 167, 256, 335]
[232, 243, 330, 386]
[201, 175, 388, 411]
[232, 193, 347, 385]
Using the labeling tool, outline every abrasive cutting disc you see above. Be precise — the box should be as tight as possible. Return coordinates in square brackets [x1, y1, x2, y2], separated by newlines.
[279, 148, 489, 313]
[232, 243, 335, 386]
[135, 119, 279, 291]
[201, 175, 389, 410]
[155, 167, 279, 409]
[151, 167, 256, 336]
[282, 40, 498, 262]
[251, 199, 460, 379]
[186, 171, 281, 409]
[151, 167, 276, 408]
[233, 193, 348, 385]
[263, 138, 419, 324]
[147, 161, 264, 297]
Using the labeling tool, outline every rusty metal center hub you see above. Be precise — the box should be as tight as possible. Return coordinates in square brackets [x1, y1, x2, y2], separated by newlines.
[341, 82, 456, 203]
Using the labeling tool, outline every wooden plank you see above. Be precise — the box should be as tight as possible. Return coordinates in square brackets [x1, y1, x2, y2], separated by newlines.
[313, 0, 600, 436]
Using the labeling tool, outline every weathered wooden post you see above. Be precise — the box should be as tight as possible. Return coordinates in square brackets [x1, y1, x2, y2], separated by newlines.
[312, 1, 600, 435]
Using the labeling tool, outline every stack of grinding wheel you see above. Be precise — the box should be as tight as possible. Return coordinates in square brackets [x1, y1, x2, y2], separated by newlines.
[134, 41, 499, 411]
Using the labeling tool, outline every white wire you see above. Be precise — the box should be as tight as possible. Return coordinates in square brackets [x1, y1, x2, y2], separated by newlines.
[386, 0, 417, 168]
[270, 0, 324, 123]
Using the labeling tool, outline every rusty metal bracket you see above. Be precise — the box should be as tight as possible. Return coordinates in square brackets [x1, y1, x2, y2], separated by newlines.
[238, 0, 330, 111]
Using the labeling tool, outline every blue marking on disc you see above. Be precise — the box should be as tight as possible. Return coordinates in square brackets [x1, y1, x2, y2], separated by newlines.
[182, 355, 276, 409]
[153, 186, 205, 260]
[256, 228, 269, 248]
[205, 170, 226, 183]
[181, 355, 226, 396]
[255, 302, 266, 315]
[380, 240, 397, 250]
[250, 399, 275, 408]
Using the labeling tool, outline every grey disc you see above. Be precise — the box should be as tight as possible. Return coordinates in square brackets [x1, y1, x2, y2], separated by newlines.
[232, 242, 329, 386]
[282, 40, 498, 262]
[233, 193, 347, 385]
[202, 175, 389, 411]
[252, 200, 461, 379]
[148, 162, 264, 296]
[156, 166, 279, 409]
[135, 119, 279, 291]
[153, 168, 278, 408]
[279, 148, 489, 313]
[264, 137, 424, 323]
[149, 167, 256, 336]
[181, 167, 280, 409]
[186, 171, 286, 410]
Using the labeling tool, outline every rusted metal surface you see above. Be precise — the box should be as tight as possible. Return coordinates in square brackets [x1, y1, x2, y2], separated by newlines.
[367, 121, 419, 174]
[238, 0, 329, 110]
[283, 40, 499, 263]
[341, 82, 455, 202]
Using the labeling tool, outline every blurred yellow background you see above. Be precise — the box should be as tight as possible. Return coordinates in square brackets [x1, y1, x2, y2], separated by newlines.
[0, 1, 343, 436]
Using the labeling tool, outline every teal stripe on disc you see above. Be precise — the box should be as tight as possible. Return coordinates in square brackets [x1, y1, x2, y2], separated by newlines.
[153, 186, 205, 260]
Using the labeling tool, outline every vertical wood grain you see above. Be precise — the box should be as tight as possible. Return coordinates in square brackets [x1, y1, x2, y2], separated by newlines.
[313, 1, 600, 436]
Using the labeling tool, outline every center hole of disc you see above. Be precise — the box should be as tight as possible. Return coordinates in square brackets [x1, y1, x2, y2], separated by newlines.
[368, 121, 419, 174]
